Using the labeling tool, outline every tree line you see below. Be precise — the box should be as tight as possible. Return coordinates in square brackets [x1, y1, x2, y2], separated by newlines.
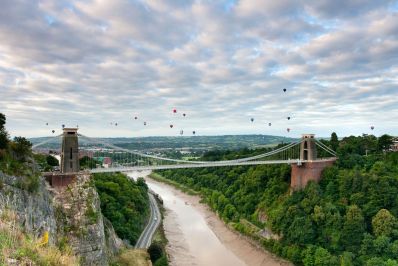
[157, 133, 398, 265]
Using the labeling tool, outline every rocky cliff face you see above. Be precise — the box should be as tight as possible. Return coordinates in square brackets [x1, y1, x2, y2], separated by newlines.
[0, 171, 123, 265]
[0, 171, 58, 245]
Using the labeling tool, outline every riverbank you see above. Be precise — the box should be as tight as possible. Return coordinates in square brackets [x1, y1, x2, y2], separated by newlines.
[147, 173, 291, 266]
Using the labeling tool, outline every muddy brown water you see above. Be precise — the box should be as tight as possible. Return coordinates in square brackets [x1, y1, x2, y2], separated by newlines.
[128, 171, 289, 266]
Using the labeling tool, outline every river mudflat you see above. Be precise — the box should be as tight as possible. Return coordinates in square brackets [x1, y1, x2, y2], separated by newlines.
[128, 171, 291, 266]
[128, 171, 289, 265]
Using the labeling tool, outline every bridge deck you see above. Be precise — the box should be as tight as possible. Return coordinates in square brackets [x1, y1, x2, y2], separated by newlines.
[89, 158, 337, 173]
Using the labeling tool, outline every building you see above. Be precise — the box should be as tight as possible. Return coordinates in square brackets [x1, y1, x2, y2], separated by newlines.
[93, 156, 113, 168]
[391, 137, 398, 152]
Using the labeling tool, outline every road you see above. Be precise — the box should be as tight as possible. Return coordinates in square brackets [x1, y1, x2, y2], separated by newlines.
[135, 192, 161, 248]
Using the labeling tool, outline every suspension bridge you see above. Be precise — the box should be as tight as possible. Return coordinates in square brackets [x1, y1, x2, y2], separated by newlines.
[33, 128, 337, 190]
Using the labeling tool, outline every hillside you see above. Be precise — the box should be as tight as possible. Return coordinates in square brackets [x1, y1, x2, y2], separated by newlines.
[30, 134, 297, 151]
[155, 133, 398, 265]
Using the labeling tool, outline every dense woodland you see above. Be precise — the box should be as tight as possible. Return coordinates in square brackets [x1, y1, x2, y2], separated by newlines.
[157, 133, 398, 266]
[92, 172, 149, 246]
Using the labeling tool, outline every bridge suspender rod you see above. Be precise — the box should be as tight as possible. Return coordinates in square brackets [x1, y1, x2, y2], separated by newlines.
[32, 134, 63, 149]
[79, 133, 304, 165]
[315, 140, 337, 157]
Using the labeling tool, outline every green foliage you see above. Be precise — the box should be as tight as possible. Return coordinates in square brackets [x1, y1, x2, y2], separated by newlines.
[10, 137, 32, 161]
[330, 132, 339, 151]
[155, 133, 398, 265]
[372, 209, 397, 237]
[341, 205, 366, 251]
[80, 156, 100, 169]
[148, 243, 163, 263]
[154, 255, 168, 266]
[0, 113, 8, 150]
[0, 113, 5, 131]
[92, 172, 149, 245]
[378, 134, 393, 152]
[46, 155, 59, 167]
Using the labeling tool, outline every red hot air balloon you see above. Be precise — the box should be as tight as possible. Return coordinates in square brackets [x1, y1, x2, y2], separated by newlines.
[170, 125, 173, 128]
[173, 108, 177, 113]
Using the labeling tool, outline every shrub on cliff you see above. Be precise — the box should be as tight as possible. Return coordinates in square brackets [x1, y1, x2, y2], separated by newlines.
[92, 173, 149, 245]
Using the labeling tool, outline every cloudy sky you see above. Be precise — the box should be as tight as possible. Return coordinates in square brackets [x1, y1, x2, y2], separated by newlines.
[1, 0, 397, 138]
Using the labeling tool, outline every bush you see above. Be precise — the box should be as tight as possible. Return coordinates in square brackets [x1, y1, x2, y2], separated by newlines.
[10, 137, 32, 162]
[148, 243, 163, 263]
[46, 155, 59, 167]
[154, 255, 168, 266]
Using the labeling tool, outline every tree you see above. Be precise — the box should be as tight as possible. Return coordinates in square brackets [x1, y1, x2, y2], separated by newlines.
[0, 113, 8, 150]
[378, 134, 393, 152]
[0, 113, 5, 131]
[46, 155, 59, 167]
[372, 209, 397, 237]
[341, 205, 366, 251]
[314, 247, 336, 266]
[340, 252, 354, 266]
[366, 257, 386, 266]
[148, 243, 163, 263]
[11, 136, 32, 161]
[330, 132, 339, 151]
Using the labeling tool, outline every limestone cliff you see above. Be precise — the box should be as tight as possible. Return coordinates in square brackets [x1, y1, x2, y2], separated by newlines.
[0, 171, 58, 245]
[0, 171, 123, 265]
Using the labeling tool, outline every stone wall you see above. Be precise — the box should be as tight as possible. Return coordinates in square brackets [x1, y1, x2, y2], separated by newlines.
[290, 159, 336, 190]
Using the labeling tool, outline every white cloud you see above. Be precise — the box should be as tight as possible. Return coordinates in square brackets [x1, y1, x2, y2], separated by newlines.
[0, 0, 397, 138]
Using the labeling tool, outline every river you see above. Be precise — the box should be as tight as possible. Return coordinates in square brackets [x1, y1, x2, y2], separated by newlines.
[128, 171, 289, 266]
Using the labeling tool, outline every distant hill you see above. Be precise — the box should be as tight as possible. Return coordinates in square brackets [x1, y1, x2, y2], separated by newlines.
[30, 134, 297, 151]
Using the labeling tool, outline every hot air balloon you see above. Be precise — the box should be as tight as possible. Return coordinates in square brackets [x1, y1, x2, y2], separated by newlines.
[371, 126, 374, 130]
[268, 123, 272, 126]
[180, 130, 184, 135]
[144, 122, 147, 126]
[193, 131, 196, 135]
[134, 116, 138, 120]
[283, 88, 286, 92]
[62, 124, 65, 128]
[115, 123, 118, 126]
[52, 130, 55, 134]
[46, 122, 48, 126]
[173, 108, 177, 113]
[183, 113, 186, 117]
[251, 118, 254, 122]
[287, 117, 291, 120]
[170, 125, 173, 128]
[287, 128, 290, 132]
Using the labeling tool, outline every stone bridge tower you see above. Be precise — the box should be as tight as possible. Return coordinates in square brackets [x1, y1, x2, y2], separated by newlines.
[290, 134, 335, 190]
[60, 128, 79, 173]
[300, 134, 317, 161]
